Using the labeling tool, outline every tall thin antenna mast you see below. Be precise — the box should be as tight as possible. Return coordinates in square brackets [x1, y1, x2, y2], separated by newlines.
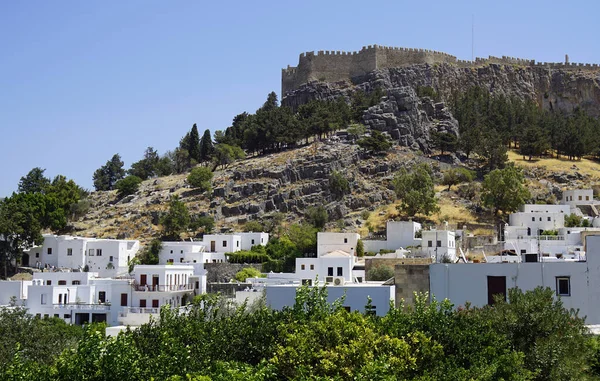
[471, 14, 474, 61]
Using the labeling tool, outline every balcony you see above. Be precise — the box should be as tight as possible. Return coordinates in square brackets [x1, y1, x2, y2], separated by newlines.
[132, 284, 194, 292]
[53, 303, 111, 311]
[119, 307, 159, 317]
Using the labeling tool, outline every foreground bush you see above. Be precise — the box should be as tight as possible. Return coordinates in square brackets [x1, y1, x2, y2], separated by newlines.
[0, 286, 594, 380]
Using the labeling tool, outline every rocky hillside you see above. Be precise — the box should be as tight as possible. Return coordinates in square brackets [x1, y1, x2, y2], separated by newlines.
[71, 141, 449, 244]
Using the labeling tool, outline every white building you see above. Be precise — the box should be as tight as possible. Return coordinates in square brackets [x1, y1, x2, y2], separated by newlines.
[24, 235, 140, 277]
[159, 242, 226, 265]
[420, 230, 456, 262]
[119, 264, 200, 326]
[0, 280, 30, 305]
[317, 232, 360, 257]
[430, 235, 600, 324]
[238, 232, 269, 250]
[362, 221, 422, 253]
[296, 250, 355, 284]
[562, 189, 594, 206]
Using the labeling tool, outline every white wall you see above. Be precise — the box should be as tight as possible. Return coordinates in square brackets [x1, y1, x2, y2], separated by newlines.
[430, 235, 600, 324]
[362, 221, 422, 253]
[421, 230, 456, 262]
[0, 281, 30, 305]
[317, 233, 359, 257]
[562, 189, 594, 205]
[238, 232, 269, 250]
[265, 284, 394, 316]
[203, 234, 241, 252]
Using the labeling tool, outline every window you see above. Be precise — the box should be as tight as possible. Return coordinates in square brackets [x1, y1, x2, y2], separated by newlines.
[170, 250, 173, 254]
[547, 217, 551, 222]
[428, 241, 432, 247]
[58, 294, 62, 304]
[152, 300, 159, 308]
[556, 277, 571, 296]
[437, 240, 442, 247]
[88, 249, 95, 256]
[72, 280, 80, 285]
[237, 241, 240, 248]
[98, 291, 106, 303]
[140, 299, 146, 308]
[532, 217, 535, 222]
[41, 294, 47, 305]
[302, 279, 313, 286]
[539, 217, 542, 221]
[344, 238, 348, 243]
[54, 314, 59, 318]
[96, 249, 102, 256]
[587, 196, 590, 201]
[168, 259, 174, 263]
[64, 314, 71, 319]
[58, 280, 66, 285]
[337, 267, 343, 276]
[109, 256, 113, 262]
[67, 248, 72, 256]
[120, 293, 128, 306]
[180, 250, 183, 254]
[327, 267, 334, 276]
[35, 253, 39, 258]
[251, 239, 255, 245]
[223, 241, 227, 247]
[301, 264, 305, 270]
[180, 258, 184, 263]
[46, 280, 52, 285]
[47, 248, 52, 255]
[310, 264, 314, 270]
[579, 195, 582, 201]
[520, 249, 526, 254]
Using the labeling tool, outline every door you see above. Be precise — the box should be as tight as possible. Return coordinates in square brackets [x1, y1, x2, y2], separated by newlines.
[487, 276, 506, 305]
[140, 274, 147, 286]
[152, 275, 159, 291]
[120, 293, 128, 307]
[210, 241, 216, 252]
[98, 291, 106, 303]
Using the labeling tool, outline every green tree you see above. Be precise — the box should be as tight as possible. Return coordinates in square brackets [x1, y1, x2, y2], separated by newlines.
[114, 175, 142, 198]
[187, 167, 213, 193]
[347, 123, 366, 141]
[17, 167, 50, 194]
[305, 206, 329, 230]
[431, 131, 458, 155]
[199, 129, 214, 163]
[476, 128, 508, 172]
[244, 220, 264, 233]
[190, 215, 215, 233]
[482, 165, 531, 215]
[356, 239, 364, 257]
[234, 267, 264, 282]
[564, 213, 582, 227]
[161, 196, 191, 238]
[357, 130, 392, 153]
[393, 163, 439, 216]
[213, 144, 245, 169]
[128, 147, 160, 180]
[188, 124, 201, 162]
[93, 154, 125, 191]
[284, 223, 318, 255]
[520, 124, 550, 160]
[367, 263, 394, 281]
[137, 239, 161, 265]
[441, 167, 475, 191]
[328, 171, 350, 200]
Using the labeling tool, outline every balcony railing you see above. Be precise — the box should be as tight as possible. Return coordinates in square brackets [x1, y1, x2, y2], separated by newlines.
[119, 307, 159, 317]
[53, 303, 111, 311]
[133, 284, 194, 292]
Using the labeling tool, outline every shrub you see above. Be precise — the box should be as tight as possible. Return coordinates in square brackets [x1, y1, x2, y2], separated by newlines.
[235, 267, 264, 282]
[244, 220, 264, 233]
[187, 167, 213, 192]
[356, 239, 364, 257]
[367, 264, 394, 281]
[328, 171, 350, 200]
[114, 175, 142, 198]
[360, 210, 371, 220]
[305, 206, 328, 230]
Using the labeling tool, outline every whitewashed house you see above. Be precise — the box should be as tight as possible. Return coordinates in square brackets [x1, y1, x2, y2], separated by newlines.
[119, 264, 200, 326]
[420, 230, 457, 262]
[24, 235, 140, 277]
[430, 235, 600, 324]
[362, 221, 422, 253]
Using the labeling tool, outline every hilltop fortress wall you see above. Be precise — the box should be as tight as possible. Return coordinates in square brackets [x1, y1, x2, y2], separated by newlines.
[282, 44, 600, 95]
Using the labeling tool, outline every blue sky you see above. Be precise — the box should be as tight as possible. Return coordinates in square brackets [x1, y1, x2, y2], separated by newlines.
[1, 0, 599, 196]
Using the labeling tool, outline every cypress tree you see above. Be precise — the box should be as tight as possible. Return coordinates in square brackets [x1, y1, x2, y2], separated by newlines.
[199, 129, 214, 162]
[188, 124, 201, 162]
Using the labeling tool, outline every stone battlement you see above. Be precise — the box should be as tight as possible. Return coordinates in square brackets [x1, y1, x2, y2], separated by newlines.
[282, 45, 600, 95]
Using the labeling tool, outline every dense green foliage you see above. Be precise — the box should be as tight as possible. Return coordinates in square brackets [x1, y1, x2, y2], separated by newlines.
[367, 263, 395, 281]
[393, 163, 439, 217]
[93, 154, 126, 191]
[442, 167, 475, 191]
[305, 206, 329, 229]
[234, 267, 264, 282]
[187, 167, 213, 192]
[431, 131, 458, 155]
[452, 86, 600, 164]
[128, 147, 161, 180]
[1, 286, 595, 380]
[161, 196, 191, 239]
[482, 164, 531, 215]
[356, 130, 392, 153]
[114, 175, 142, 198]
[328, 170, 350, 200]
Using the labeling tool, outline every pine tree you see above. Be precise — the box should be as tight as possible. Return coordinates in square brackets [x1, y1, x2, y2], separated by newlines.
[188, 124, 201, 162]
[199, 129, 214, 162]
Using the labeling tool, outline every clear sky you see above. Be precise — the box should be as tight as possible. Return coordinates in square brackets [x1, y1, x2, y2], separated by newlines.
[1, 0, 599, 196]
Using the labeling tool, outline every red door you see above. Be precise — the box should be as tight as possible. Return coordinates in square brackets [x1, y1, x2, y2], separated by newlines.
[140, 274, 147, 286]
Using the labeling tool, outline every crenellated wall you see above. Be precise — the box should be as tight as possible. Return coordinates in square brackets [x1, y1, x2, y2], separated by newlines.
[282, 45, 600, 95]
